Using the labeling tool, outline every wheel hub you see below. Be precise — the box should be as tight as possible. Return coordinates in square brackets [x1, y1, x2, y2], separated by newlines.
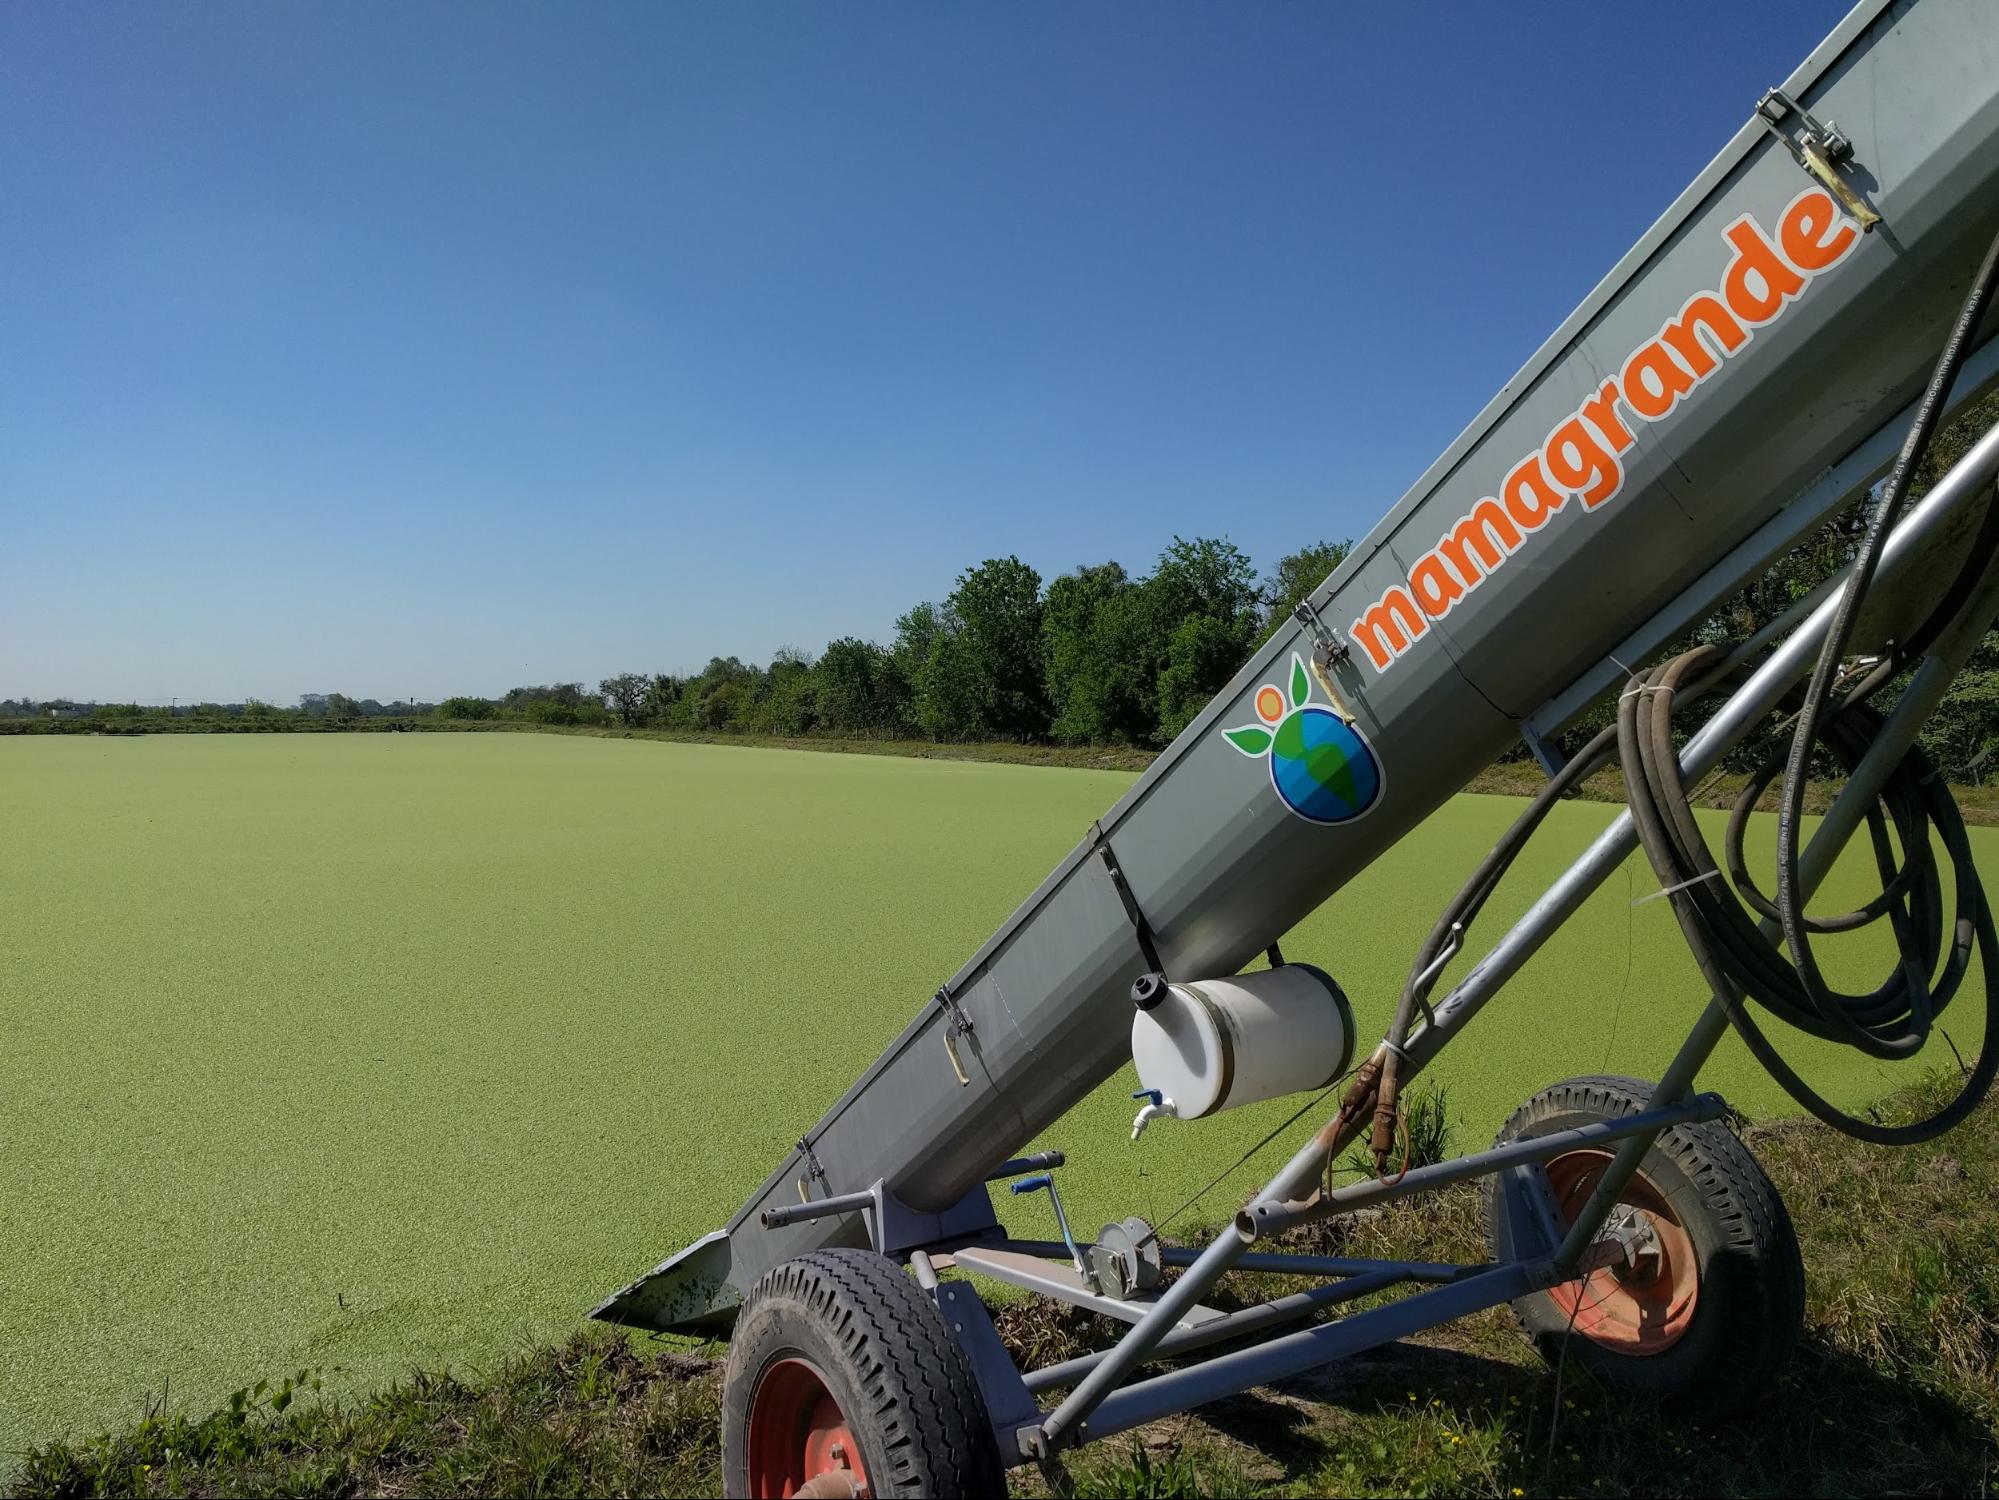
[746, 1358, 871, 1498]
[1543, 1148, 1699, 1354]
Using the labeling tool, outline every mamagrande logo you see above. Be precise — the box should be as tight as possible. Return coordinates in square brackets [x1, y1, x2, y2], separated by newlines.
[1221, 654, 1383, 825]
[1351, 186, 1864, 675]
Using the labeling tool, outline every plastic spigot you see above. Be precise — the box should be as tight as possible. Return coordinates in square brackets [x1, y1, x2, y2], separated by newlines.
[1130, 1093, 1177, 1141]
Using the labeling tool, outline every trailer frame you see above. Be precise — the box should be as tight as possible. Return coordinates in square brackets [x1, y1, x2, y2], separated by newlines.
[720, 408, 1999, 1466]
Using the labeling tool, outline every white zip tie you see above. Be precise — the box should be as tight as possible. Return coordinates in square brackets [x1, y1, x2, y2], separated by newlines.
[1633, 868, 1724, 906]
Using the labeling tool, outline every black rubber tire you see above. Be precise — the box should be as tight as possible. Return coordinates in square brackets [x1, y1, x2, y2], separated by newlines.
[1483, 1075, 1804, 1417]
[722, 1248, 1005, 1499]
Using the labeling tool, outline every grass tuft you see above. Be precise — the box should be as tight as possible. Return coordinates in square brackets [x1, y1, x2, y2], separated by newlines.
[8, 1329, 721, 1500]
[19, 1072, 1999, 1498]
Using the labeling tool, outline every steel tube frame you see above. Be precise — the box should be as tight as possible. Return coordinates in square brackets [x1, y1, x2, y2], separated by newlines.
[1240, 1096, 1725, 1240]
[1022, 1268, 1410, 1395]
[1032, 423, 1999, 1455]
[1162, 1246, 1468, 1283]
[1041, 1100, 1719, 1449]
[1080, 1264, 1539, 1444]
[760, 1189, 877, 1230]
[996, 1239, 1470, 1284]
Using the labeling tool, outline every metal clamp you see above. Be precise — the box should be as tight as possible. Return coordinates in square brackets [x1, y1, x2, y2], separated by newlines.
[1294, 597, 1351, 667]
[1294, 600, 1362, 724]
[794, 1136, 830, 1202]
[1756, 86, 1881, 231]
[936, 986, 975, 1087]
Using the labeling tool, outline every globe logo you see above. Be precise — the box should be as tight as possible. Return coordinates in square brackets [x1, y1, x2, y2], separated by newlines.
[1220, 653, 1383, 825]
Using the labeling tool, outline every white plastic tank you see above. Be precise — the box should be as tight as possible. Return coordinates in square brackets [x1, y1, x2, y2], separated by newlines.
[1129, 965, 1355, 1136]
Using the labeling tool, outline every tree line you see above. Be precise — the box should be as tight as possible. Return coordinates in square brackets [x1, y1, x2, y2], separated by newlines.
[0, 535, 1350, 749]
[11, 386, 1999, 780]
[466, 537, 1351, 746]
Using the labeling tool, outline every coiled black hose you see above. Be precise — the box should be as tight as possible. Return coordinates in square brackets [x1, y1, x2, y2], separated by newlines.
[1401, 221, 1999, 1147]
[1621, 646, 1997, 1143]
[1619, 214, 1999, 1144]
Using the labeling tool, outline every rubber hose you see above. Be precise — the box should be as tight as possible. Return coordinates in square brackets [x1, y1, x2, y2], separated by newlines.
[1617, 645, 1997, 1144]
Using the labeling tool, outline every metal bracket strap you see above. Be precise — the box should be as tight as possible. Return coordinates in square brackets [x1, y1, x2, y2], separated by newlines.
[1518, 722, 1567, 779]
[1092, 823, 1164, 976]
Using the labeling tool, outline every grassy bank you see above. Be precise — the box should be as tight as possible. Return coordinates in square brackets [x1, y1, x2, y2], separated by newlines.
[15, 714, 1999, 822]
[577, 725, 1999, 825]
[481, 720, 1161, 771]
[14, 1071, 1996, 1498]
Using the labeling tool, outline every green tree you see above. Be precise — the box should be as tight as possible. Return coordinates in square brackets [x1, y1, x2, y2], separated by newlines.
[936, 556, 1049, 740]
[599, 673, 649, 726]
[759, 649, 818, 735]
[503, 683, 589, 713]
[1157, 612, 1257, 740]
[915, 619, 982, 740]
[892, 602, 944, 686]
[436, 696, 494, 720]
[1262, 539, 1353, 642]
[1140, 536, 1259, 742]
[686, 658, 754, 730]
[643, 674, 684, 727]
[1043, 562, 1130, 743]
[819, 637, 902, 735]
[1149, 536, 1259, 626]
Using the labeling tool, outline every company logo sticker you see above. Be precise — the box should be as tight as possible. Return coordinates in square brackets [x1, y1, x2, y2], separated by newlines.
[1220, 654, 1382, 825]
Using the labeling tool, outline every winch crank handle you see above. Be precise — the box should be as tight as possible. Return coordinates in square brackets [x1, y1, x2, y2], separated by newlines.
[1011, 1173, 1089, 1279]
[1130, 1088, 1177, 1140]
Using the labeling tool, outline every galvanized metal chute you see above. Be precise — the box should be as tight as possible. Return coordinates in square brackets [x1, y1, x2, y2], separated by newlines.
[595, 1, 1999, 1492]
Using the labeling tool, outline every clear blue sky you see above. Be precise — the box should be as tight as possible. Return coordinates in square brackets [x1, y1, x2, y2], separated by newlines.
[2, 2, 1852, 703]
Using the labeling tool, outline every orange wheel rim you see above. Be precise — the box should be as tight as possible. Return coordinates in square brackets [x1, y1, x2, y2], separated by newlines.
[1542, 1148, 1699, 1355]
[746, 1358, 870, 1498]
